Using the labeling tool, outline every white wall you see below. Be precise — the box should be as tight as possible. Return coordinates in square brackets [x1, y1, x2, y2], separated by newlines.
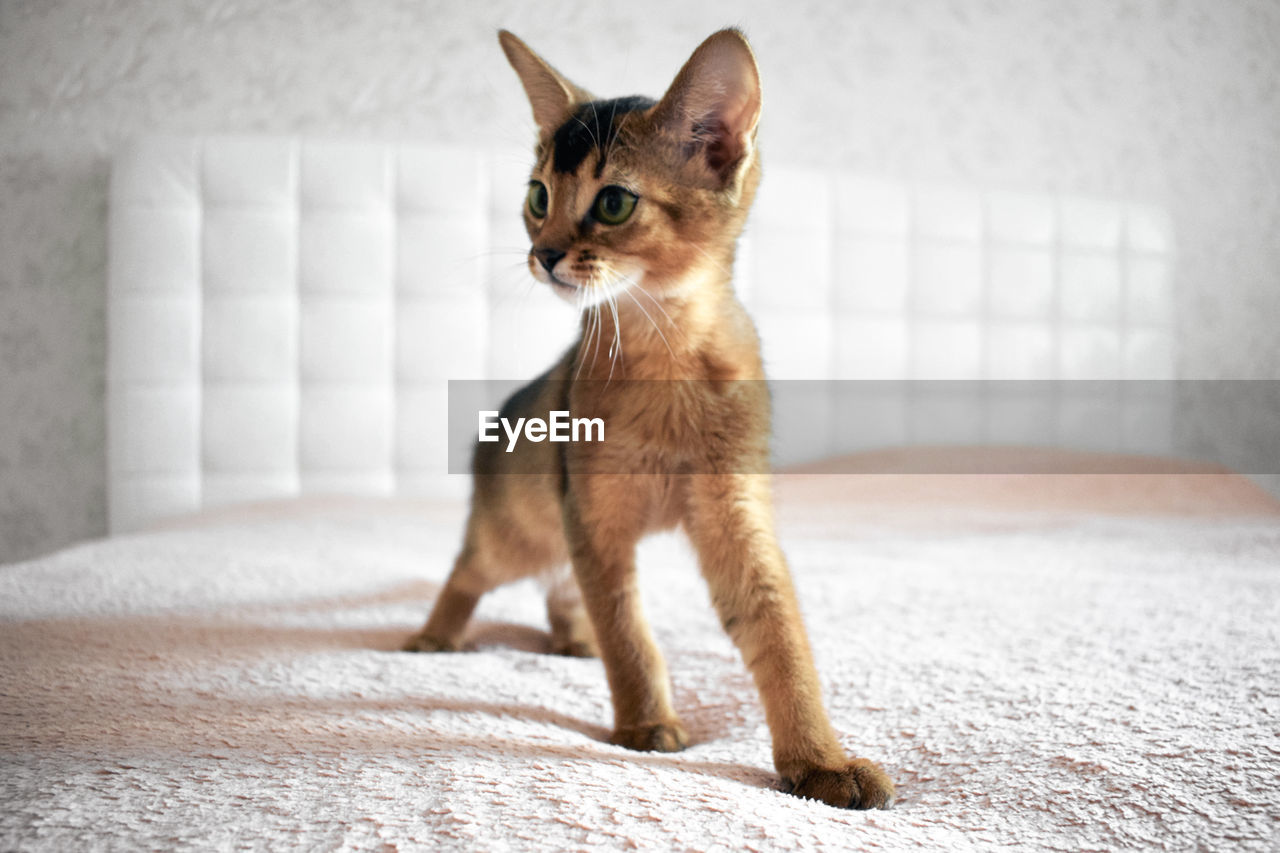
[1, 0, 1278, 562]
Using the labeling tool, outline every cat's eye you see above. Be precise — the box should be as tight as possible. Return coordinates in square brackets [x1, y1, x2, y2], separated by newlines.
[591, 186, 638, 225]
[527, 181, 549, 219]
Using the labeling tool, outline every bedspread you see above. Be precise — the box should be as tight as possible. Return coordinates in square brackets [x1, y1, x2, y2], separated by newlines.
[2, 479, 1278, 850]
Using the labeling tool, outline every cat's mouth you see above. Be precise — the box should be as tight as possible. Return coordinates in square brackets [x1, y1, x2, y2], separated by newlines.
[546, 272, 579, 296]
[537, 265, 639, 309]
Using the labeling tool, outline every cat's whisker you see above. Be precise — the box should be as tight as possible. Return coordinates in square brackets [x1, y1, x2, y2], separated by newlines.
[620, 287, 675, 359]
[616, 271, 685, 344]
[573, 290, 585, 378]
[594, 99, 622, 166]
[607, 290, 624, 382]
[576, 287, 595, 378]
[575, 287, 599, 380]
[478, 246, 534, 258]
[573, 108, 602, 154]
[603, 266, 679, 358]
[603, 97, 622, 165]
[590, 300, 604, 375]
[483, 264, 541, 312]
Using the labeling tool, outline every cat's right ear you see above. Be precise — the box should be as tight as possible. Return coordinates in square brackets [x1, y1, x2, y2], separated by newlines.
[499, 31, 593, 138]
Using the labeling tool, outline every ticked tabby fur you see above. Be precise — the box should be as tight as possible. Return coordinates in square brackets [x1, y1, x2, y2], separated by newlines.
[403, 28, 895, 810]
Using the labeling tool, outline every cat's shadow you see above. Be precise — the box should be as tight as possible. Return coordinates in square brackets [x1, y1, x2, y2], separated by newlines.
[364, 618, 579, 656]
[377, 616, 740, 748]
[461, 619, 561, 655]
[2, 590, 795, 802]
[270, 689, 774, 792]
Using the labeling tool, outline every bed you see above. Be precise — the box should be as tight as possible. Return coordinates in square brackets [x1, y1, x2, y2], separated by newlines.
[3, 137, 1277, 850]
[3, 462, 1279, 849]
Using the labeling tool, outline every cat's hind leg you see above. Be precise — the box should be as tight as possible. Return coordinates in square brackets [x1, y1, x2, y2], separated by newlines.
[544, 564, 599, 658]
[404, 472, 570, 653]
[402, 543, 499, 652]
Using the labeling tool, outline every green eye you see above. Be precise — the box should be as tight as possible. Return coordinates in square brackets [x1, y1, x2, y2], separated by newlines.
[592, 186, 638, 225]
[527, 181, 548, 218]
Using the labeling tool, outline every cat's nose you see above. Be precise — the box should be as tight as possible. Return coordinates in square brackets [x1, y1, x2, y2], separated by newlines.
[533, 247, 566, 273]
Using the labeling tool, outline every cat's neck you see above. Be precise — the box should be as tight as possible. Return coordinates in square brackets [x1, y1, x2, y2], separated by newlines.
[571, 269, 762, 381]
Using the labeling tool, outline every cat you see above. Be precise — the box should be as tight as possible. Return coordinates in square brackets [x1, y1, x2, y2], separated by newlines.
[403, 27, 895, 810]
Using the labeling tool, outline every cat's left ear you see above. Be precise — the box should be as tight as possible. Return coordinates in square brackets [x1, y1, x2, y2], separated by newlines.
[651, 29, 762, 187]
[499, 30, 594, 138]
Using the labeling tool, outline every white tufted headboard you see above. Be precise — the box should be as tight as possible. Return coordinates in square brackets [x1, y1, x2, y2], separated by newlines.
[108, 136, 1175, 532]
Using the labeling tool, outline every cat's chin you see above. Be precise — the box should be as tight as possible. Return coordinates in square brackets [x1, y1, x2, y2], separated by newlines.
[546, 275, 580, 301]
[540, 270, 640, 310]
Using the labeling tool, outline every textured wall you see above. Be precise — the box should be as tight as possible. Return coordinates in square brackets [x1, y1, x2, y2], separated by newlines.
[1, 0, 1278, 562]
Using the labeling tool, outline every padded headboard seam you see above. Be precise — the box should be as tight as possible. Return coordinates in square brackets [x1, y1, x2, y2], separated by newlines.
[108, 135, 1176, 532]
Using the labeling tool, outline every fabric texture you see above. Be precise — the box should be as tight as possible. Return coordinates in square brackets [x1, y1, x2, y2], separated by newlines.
[2, 478, 1278, 850]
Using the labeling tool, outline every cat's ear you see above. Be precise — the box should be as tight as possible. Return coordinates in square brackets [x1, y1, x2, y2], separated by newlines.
[499, 30, 594, 137]
[651, 29, 762, 186]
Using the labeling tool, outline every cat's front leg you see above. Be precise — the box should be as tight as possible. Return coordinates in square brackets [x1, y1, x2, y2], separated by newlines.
[683, 473, 895, 809]
[563, 476, 688, 752]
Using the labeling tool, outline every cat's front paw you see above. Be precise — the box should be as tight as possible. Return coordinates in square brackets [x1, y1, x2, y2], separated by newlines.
[609, 721, 689, 752]
[401, 631, 462, 653]
[783, 758, 895, 810]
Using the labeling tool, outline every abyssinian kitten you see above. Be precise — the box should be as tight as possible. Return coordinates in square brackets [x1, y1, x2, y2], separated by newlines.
[403, 28, 895, 810]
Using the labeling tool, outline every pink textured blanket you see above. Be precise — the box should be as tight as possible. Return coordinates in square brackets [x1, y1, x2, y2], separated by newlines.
[2, 470, 1278, 850]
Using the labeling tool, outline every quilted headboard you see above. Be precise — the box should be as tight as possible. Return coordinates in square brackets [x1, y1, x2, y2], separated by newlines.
[108, 136, 1175, 532]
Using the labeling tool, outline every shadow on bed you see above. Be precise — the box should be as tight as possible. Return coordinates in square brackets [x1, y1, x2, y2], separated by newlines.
[2, 578, 609, 660]
[3, 602, 781, 796]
